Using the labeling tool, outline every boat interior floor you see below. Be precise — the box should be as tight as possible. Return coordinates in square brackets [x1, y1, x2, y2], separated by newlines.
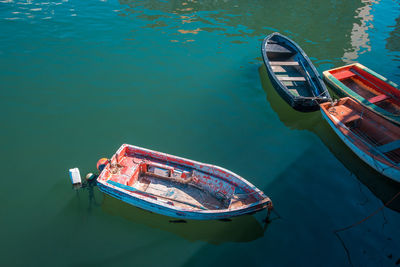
[331, 104, 400, 163]
[342, 77, 382, 99]
[342, 77, 400, 113]
[376, 101, 400, 114]
[133, 174, 229, 210]
[350, 125, 400, 163]
[270, 59, 312, 97]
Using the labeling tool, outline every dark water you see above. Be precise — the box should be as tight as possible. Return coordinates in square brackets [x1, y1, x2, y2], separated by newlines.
[1, 0, 400, 266]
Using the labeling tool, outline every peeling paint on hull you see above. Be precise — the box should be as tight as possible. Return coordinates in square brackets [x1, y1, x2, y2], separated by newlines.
[97, 144, 272, 220]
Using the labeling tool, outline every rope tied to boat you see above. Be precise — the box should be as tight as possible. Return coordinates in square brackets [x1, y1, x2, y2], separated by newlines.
[335, 190, 400, 233]
[266, 200, 274, 211]
[109, 163, 124, 174]
[333, 190, 400, 266]
[327, 98, 338, 115]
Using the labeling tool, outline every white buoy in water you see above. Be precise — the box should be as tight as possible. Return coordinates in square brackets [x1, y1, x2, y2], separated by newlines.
[69, 168, 82, 189]
[85, 172, 95, 181]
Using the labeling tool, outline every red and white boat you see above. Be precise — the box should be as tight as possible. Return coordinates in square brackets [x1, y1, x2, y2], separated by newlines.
[96, 144, 273, 220]
[320, 97, 400, 182]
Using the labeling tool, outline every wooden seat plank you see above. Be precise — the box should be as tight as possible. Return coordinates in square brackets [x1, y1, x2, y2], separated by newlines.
[342, 113, 361, 124]
[332, 70, 356, 80]
[368, 94, 389, 104]
[271, 65, 286, 73]
[277, 76, 306, 81]
[334, 105, 362, 124]
[377, 140, 400, 153]
[270, 61, 299, 66]
[288, 89, 300, 97]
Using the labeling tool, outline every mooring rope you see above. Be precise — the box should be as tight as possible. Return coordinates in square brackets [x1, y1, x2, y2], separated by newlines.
[334, 190, 400, 233]
[333, 190, 400, 266]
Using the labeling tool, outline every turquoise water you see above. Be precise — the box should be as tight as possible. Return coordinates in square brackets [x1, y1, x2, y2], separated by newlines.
[1, 0, 400, 266]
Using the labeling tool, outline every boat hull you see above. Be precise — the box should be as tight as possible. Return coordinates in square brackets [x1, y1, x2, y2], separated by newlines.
[266, 69, 321, 111]
[323, 63, 400, 125]
[261, 32, 331, 111]
[98, 182, 270, 220]
[97, 144, 272, 220]
[320, 102, 400, 182]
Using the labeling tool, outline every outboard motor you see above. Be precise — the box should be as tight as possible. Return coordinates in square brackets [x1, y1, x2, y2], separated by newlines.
[69, 168, 82, 189]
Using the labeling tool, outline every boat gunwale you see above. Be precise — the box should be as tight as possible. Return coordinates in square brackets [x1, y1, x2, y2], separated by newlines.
[97, 144, 272, 215]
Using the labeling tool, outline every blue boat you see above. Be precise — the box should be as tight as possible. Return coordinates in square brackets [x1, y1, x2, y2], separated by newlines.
[261, 32, 331, 111]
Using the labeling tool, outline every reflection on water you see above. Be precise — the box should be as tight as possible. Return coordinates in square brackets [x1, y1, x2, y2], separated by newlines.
[1, 0, 394, 69]
[118, 0, 365, 57]
[102, 194, 268, 244]
[0, 0, 76, 21]
[259, 65, 400, 212]
[1, 0, 381, 68]
[387, 20, 400, 50]
[258, 64, 322, 130]
[342, 0, 379, 63]
[386, 12, 400, 55]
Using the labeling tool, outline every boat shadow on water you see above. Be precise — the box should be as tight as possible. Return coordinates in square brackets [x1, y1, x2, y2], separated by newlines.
[259, 65, 400, 212]
[101, 194, 270, 244]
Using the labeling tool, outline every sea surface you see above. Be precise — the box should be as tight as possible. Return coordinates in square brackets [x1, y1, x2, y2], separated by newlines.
[1, 0, 400, 266]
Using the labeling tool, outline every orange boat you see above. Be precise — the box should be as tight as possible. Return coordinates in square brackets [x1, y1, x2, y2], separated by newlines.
[320, 97, 400, 182]
[323, 63, 400, 125]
